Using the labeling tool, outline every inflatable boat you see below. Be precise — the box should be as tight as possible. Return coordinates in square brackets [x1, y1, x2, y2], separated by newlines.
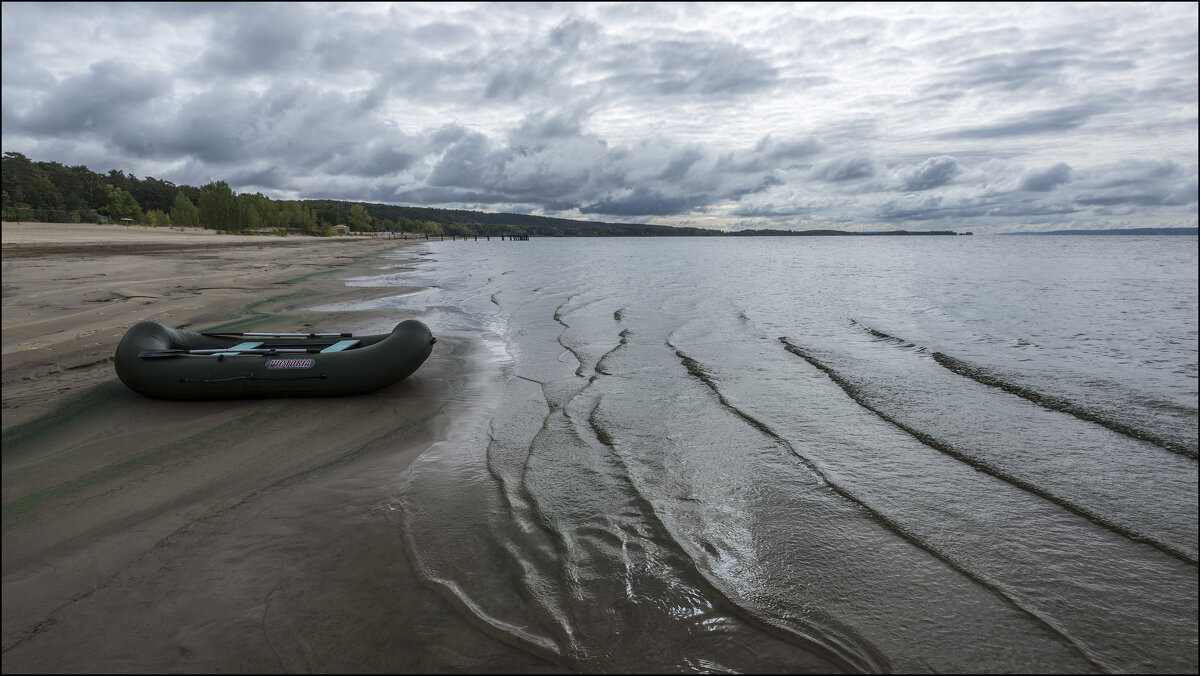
[114, 320, 435, 400]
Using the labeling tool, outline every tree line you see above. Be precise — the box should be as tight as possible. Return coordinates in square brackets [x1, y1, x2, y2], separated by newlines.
[0, 152, 447, 236]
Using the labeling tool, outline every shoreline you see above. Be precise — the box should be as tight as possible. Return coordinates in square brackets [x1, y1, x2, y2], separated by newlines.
[1, 223, 558, 672]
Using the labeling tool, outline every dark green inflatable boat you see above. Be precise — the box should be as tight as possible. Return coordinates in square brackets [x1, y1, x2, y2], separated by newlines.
[115, 320, 435, 400]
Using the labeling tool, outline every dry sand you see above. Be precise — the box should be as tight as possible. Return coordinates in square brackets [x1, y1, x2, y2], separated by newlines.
[1, 223, 559, 673]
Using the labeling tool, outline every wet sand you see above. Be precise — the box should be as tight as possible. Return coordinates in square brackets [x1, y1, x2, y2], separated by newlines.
[1, 223, 559, 673]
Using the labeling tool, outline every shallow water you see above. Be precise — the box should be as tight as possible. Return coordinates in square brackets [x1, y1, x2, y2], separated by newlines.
[342, 236, 1198, 673]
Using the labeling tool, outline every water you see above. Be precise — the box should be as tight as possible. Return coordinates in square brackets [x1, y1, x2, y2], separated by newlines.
[346, 236, 1198, 673]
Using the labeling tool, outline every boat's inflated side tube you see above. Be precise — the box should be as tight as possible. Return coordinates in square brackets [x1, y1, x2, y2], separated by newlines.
[115, 320, 435, 400]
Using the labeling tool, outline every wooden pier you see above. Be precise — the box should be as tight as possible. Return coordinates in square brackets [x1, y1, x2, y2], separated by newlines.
[363, 232, 530, 241]
[435, 234, 530, 241]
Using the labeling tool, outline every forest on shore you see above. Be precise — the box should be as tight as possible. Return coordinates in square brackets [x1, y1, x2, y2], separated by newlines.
[2, 151, 441, 236]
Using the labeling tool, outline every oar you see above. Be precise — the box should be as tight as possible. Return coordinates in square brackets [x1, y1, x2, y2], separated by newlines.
[138, 347, 323, 358]
[200, 331, 353, 338]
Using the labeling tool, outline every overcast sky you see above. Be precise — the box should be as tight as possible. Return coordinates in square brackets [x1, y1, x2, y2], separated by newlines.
[3, 2, 1196, 233]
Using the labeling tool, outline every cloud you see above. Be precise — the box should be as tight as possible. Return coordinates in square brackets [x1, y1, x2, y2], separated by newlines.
[712, 135, 821, 175]
[1, 2, 1196, 233]
[896, 156, 961, 191]
[8, 60, 171, 137]
[582, 186, 701, 216]
[811, 154, 877, 182]
[226, 165, 289, 192]
[874, 191, 1076, 222]
[196, 7, 315, 78]
[1020, 163, 1073, 192]
[867, 157, 1197, 226]
[413, 121, 791, 218]
[1072, 159, 1198, 208]
[927, 47, 1137, 97]
[594, 34, 781, 100]
[941, 105, 1102, 139]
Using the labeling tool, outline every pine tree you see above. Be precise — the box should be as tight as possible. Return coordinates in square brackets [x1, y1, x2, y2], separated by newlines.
[171, 192, 201, 228]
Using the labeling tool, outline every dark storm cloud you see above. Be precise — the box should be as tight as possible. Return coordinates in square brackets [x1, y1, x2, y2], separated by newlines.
[426, 131, 503, 189]
[197, 7, 314, 77]
[227, 165, 289, 191]
[413, 119, 792, 218]
[147, 82, 425, 175]
[347, 144, 422, 177]
[8, 60, 171, 137]
[582, 187, 701, 217]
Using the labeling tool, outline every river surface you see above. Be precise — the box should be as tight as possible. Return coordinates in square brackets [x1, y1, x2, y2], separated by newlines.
[332, 235, 1198, 673]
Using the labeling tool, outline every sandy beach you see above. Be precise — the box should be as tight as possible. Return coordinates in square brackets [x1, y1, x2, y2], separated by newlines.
[1, 223, 559, 673]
